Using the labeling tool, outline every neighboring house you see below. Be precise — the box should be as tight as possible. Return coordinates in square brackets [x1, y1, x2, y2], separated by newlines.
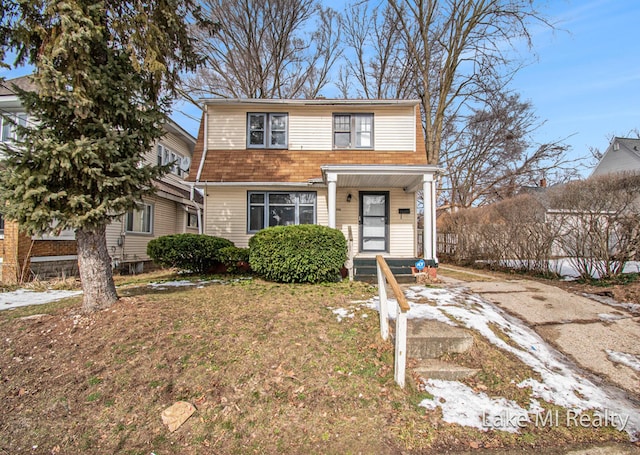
[188, 99, 440, 279]
[591, 137, 640, 177]
[0, 76, 201, 282]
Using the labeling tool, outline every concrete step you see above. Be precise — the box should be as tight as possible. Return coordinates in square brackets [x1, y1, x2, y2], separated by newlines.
[412, 359, 478, 381]
[405, 320, 474, 359]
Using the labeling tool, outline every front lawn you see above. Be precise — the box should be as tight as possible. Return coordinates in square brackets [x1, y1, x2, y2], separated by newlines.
[0, 275, 634, 454]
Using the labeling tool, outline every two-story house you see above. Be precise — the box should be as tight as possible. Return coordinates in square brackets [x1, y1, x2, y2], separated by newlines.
[188, 99, 440, 278]
[0, 75, 201, 281]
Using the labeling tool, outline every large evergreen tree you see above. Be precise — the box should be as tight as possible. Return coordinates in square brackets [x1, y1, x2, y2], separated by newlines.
[0, 0, 214, 311]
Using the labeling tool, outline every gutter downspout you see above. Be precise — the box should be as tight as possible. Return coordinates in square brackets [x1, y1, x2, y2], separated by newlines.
[193, 105, 208, 234]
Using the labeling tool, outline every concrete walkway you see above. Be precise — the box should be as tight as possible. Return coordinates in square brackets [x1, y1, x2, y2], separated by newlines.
[438, 266, 640, 399]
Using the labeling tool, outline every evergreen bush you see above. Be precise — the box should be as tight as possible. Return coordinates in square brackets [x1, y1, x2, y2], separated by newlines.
[249, 225, 347, 283]
[147, 234, 233, 274]
[219, 246, 251, 273]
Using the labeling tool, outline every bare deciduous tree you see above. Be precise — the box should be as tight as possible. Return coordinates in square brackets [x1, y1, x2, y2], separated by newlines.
[186, 0, 342, 99]
[339, 2, 417, 99]
[440, 92, 580, 209]
[383, 0, 552, 165]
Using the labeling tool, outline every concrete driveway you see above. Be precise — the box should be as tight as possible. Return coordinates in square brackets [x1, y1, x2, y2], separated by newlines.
[438, 266, 640, 399]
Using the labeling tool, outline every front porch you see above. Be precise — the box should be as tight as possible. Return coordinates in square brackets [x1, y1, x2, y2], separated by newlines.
[321, 164, 441, 264]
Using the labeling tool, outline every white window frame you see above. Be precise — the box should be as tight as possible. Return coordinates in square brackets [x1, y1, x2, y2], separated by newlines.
[247, 191, 316, 233]
[332, 113, 374, 149]
[126, 203, 154, 234]
[1, 112, 28, 143]
[157, 144, 187, 178]
[247, 113, 288, 149]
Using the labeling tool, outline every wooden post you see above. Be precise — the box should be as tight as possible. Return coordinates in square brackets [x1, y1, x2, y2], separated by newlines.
[394, 311, 408, 388]
[376, 259, 389, 341]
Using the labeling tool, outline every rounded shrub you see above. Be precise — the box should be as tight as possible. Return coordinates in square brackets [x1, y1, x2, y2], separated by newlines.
[147, 233, 233, 274]
[218, 245, 251, 273]
[249, 224, 347, 283]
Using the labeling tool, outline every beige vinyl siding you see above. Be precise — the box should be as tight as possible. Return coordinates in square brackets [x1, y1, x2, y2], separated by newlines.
[204, 186, 415, 257]
[207, 106, 253, 150]
[207, 104, 416, 152]
[106, 195, 181, 262]
[204, 186, 327, 248]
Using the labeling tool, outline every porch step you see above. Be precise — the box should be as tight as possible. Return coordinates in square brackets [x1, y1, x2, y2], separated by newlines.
[404, 320, 474, 359]
[353, 257, 436, 283]
[412, 359, 478, 381]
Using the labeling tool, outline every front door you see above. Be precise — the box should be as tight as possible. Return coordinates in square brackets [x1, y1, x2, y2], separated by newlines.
[359, 192, 389, 252]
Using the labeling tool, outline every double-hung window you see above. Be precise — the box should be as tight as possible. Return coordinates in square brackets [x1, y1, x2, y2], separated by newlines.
[248, 191, 316, 232]
[247, 113, 288, 149]
[333, 113, 374, 149]
[157, 144, 188, 178]
[1, 113, 28, 143]
[126, 203, 153, 234]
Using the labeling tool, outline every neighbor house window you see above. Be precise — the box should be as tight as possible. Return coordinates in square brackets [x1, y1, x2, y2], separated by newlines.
[0, 214, 4, 236]
[333, 113, 373, 149]
[126, 203, 153, 234]
[157, 144, 189, 178]
[186, 212, 198, 228]
[1, 113, 28, 143]
[247, 113, 288, 149]
[248, 191, 316, 232]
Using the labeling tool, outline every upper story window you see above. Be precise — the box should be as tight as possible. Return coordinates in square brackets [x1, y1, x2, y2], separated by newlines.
[157, 144, 190, 178]
[126, 203, 153, 234]
[247, 113, 288, 149]
[1, 113, 28, 143]
[333, 113, 374, 149]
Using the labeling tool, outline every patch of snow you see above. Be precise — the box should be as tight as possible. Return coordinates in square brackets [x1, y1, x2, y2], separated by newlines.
[598, 313, 627, 322]
[0, 289, 82, 311]
[419, 379, 530, 433]
[606, 350, 640, 372]
[331, 307, 355, 322]
[582, 293, 640, 314]
[360, 285, 640, 440]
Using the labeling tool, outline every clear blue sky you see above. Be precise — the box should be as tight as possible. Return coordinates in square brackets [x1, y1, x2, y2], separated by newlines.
[3, 0, 638, 173]
[171, 0, 640, 171]
[507, 0, 640, 164]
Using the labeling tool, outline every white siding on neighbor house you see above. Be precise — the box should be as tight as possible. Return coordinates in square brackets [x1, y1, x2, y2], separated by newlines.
[207, 104, 416, 152]
[592, 149, 640, 176]
[204, 186, 416, 257]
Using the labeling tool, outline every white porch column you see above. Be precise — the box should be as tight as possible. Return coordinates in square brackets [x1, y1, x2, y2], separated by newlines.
[423, 174, 438, 263]
[327, 172, 337, 229]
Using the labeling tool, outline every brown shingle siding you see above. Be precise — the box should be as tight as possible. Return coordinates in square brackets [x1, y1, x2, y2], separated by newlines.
[193, 101, 428, 183]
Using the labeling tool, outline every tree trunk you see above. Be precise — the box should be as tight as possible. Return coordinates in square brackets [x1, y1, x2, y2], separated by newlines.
[76, 225, 118, 312]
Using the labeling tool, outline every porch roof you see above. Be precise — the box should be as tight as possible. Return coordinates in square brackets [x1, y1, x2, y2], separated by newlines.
[321, 164, 441, 192]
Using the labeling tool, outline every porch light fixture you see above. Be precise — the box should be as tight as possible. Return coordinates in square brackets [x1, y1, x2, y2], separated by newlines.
[346, 193, 352, 202]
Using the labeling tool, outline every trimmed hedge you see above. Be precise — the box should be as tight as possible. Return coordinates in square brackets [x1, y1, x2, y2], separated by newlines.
[147, 233, 233, 274]
[249, 224, 347, 283]
[218, 246, 250, 273]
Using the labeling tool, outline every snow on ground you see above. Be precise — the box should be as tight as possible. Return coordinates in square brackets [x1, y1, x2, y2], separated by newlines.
[147, 277, 251, 290]
[359, 286, 640, 440]
[0, 289, 82, 311]
[606, 350, 640, 372]
[493, 259, 640, 280]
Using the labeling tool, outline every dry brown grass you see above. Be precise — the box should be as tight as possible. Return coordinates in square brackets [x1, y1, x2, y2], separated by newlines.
[0, 275, 634, 454]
